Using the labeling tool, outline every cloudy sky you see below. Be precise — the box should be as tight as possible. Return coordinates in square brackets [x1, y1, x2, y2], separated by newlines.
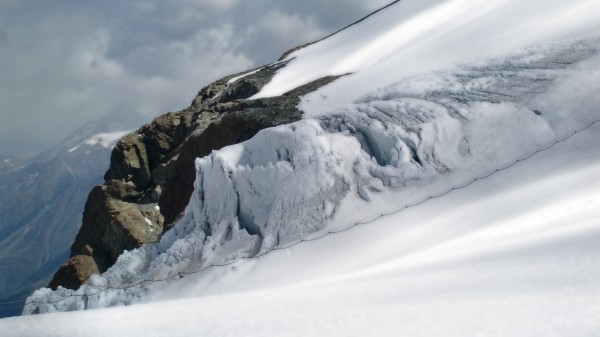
[0, 0, 390, 157]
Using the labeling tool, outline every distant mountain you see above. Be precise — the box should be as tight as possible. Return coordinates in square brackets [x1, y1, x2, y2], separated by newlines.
[33, 107, 146, 163]
[0, 155, 29, 175]
[0, 109, 148, 317]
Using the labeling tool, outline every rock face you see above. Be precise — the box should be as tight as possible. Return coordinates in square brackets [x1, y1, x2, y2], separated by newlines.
[50, 61, 343, 289]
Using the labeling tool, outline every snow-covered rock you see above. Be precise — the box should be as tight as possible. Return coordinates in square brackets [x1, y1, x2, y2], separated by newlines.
[23, 35, 600, 313]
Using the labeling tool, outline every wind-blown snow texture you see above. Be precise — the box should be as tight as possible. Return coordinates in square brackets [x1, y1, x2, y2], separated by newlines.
[23, 35, 600, 314]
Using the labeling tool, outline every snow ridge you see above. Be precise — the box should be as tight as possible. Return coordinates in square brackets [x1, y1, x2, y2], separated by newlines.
[67, 130, 134, 153]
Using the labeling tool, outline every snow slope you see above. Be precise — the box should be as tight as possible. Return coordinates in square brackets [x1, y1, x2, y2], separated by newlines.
[2, 100, 600, 337]
[255, 0, 600, 116]
[67, 130, 134, 153]
[5, 0, 600, 334]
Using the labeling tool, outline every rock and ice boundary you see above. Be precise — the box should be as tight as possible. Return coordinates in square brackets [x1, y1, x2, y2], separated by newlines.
[24, 37, 600, 314]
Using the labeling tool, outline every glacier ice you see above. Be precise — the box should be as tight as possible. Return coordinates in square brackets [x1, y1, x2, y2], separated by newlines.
[23, 37, 600, 314]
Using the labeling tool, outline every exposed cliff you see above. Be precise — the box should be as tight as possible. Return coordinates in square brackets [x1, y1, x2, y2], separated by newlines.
[49, 60, 343, 289]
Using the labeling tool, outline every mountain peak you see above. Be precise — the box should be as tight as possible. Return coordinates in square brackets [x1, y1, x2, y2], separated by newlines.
[33, 108, 149, 163]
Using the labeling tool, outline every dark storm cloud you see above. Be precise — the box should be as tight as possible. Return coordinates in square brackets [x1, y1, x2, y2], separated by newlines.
[0, 0, 391, 156]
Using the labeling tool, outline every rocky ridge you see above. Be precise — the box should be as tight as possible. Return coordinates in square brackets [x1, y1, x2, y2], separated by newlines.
[50, 60, 343, 289]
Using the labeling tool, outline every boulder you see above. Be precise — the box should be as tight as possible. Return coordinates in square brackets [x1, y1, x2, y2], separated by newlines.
[48, 255, 99, 291]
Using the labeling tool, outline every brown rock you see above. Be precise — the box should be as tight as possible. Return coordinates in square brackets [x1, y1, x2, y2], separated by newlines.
[48, 255, 99, 290]
[106, 134, 151, 190]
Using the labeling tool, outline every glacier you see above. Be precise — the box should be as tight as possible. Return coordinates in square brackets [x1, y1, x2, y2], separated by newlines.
[22, 36, 600, 314]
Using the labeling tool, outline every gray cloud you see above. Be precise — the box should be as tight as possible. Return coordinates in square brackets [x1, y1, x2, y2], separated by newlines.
[0, 29, 8, 47]
[0, 0, 391, 156]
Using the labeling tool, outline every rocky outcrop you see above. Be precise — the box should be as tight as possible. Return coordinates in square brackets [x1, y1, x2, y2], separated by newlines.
[49, 61, 344, 290]
[47, 256, 99, 291]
